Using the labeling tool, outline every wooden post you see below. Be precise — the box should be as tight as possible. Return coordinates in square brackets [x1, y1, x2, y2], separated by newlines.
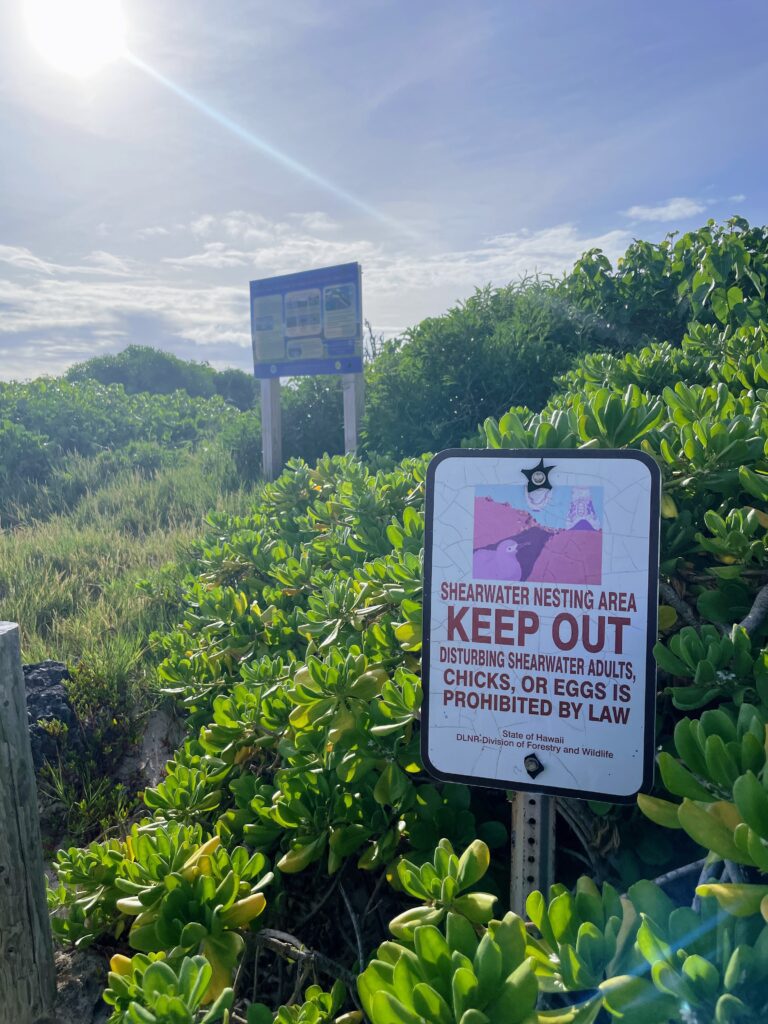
[509, 791, 556, 917]
[260, 377, 283, 482]
[0, 622, 56, 1024]
[342, 372, 364, 454]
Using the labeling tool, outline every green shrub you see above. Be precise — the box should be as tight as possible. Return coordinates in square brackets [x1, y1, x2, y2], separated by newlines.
[219, 411, 262, 485]
[558, 217, 768, 348]
[66, 344, 258, 411]
[362, 281, 599, 459]
[104, 953, 234, 1023]
[281, 375, 344, 463]
[44, 216, 768, 1022]
[66, 345, 218, 400]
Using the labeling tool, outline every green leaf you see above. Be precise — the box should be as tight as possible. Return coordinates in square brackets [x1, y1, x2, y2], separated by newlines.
[459, 1011, 490, 1024]
[626, 881, 674, 930]
[389, 905, 445, 942]
[682, 953, 721, 1002]
[246, 1006, 273, 1024]
[599, 974, 678, 1024]
[412, 982, 453, 1024]
[637, 794, 682, 830]
[370, 990, 422, 1024]
[657, 752, 713, 801]
[456, 840, 490, 891]
[414, 924, 452, 981]
[200, 988, 234, 1023]
[485, 959, 538, 1023]
[537, 998, 602, 1024]
[548, 891, 577, 945]
[488, 912, 527, 977]
[715, 993, 749, 1023]
[677, 799, 751, 864]
[447, 912, 480, 961]
[658, 605, 678, 631]
[452, 966, 480, 1020]
[392, 954, 422, 1010]
[739, 466, 768, 502]
[451, 893, 497, 925]
[474, 932, 503, 998]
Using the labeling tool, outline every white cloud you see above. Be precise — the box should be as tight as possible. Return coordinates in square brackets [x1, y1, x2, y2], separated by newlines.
[729, 194, 747, 203]
[0, 245, 137, 278]
[82, 251, 135, 275]
[190, 214, 218, 238]
[136, 225, 171, 239]
[623, 197, 706, 222]
[0, 244, 57, 275]
[165, 242, 254, 270]
[289, 211, 339, 233]
[0, 216, 632, 379]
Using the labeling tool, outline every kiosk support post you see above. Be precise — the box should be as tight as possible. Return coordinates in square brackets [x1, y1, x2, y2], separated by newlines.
[342, 372, 364, 454]
[509, 791, 556, 916]
[260, 377, 283, 482]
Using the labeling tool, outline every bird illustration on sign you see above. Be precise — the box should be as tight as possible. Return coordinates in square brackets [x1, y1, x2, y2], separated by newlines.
[472, 461, 603, 584]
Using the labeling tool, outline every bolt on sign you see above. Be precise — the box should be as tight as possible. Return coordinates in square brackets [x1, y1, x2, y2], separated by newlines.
[422, 449, 661, 803]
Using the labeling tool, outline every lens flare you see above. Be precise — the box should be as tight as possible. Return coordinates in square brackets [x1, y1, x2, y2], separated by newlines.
[25, 0, 126, 78]
[126, 52, 409, 234]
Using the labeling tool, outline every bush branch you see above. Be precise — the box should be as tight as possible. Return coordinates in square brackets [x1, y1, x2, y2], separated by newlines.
[738, 583, 768, 637]
[659, 581, 700, 628]
[251, 928, 358, 990]
[340, 881, 365, 968]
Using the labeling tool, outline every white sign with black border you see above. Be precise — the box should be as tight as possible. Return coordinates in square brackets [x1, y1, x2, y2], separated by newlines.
[421, 448, 661, 803]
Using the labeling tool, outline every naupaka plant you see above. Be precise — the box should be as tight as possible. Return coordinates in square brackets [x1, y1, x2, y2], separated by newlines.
[47, 219, 768, 1021]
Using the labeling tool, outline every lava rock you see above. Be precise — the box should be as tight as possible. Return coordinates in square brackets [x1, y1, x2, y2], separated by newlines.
[55, 947, 110, 1024]
[116, 706, 185, 791]
[24, 660, 83, 771]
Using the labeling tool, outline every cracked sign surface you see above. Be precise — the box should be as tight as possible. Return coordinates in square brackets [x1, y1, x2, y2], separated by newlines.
[422, 448, 661, 802]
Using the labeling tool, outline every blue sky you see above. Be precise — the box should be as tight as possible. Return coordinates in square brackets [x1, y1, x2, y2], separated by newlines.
[1, 0, 766, 379]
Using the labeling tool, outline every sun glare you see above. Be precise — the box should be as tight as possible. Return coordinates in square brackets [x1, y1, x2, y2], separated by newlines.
[24, 0, 126, 78]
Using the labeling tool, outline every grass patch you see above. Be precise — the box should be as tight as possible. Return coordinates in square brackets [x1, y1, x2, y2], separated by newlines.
[0, 447, 256, 842]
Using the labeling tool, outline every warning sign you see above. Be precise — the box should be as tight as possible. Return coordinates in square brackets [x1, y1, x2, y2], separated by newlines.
[421, 449, 660, 803]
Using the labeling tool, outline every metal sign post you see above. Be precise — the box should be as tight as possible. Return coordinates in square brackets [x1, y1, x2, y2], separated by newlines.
[420, 448, 661, 906]
[509, 792, 555, 916]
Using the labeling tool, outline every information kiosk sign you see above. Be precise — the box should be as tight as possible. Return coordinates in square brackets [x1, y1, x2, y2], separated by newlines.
[422, 449, 660, 803]
[250, 262, 362, 379]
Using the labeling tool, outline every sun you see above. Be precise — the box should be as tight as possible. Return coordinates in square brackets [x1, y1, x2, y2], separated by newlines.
[24, 0, 127, 78]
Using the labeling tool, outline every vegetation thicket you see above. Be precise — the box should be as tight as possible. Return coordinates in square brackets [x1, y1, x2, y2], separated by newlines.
[0, 378, 269, 840]
[0, 378, 258, 524]
[43, 219, 768, 1023]
[363, 218, 768, 456]
[66, 345, 261, 411]
[54, 219, 768, 465]
[64, 343, 345, 467]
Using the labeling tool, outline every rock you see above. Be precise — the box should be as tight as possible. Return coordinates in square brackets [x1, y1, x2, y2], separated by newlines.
[54, 947, 110, 1024]
[24, 661, 84, 772]
[116, 706, 185, 791]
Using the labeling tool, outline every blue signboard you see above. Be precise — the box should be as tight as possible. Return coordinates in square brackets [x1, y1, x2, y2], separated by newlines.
[250, 262, 363, 379]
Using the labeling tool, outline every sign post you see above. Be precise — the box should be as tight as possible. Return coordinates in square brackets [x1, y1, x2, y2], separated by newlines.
[509, 791, 555, 916]
[260, 377, 283, 482]
[0, 622, 56, 1024]
[250, 262, 364, 478]
[421, 449, 660, 908]
[342, 371, 364, 454]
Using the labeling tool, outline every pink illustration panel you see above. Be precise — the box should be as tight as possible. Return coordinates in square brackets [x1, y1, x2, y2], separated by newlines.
[473, 485, 602, 584]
